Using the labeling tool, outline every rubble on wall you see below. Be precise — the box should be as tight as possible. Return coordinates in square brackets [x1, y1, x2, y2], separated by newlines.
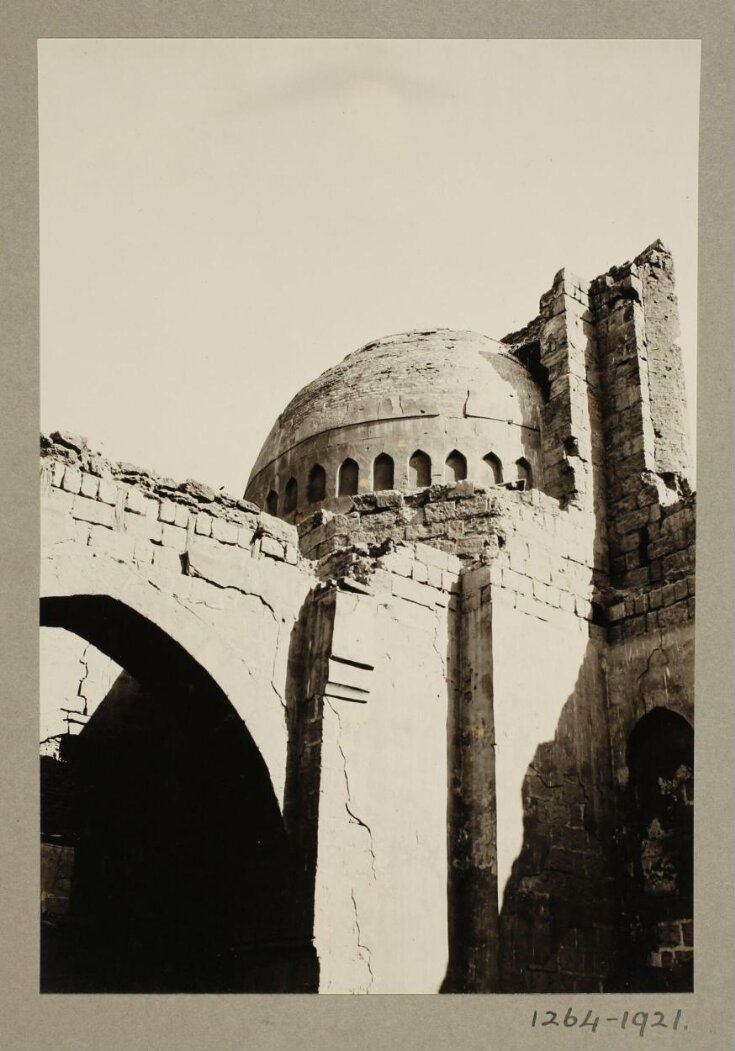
[42, 431, 261, 518]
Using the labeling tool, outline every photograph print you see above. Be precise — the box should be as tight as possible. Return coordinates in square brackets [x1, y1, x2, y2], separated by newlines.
[38, 38, 699, 994]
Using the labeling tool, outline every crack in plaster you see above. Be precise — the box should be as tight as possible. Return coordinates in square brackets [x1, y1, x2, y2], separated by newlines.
[326, 699, 377, 882]
[431, 618, 447, 679]
[76, 644, 90, 716]
[324, 696, 376, 991]
[636, 633, 668, 703]
[192, 576, 280, 623]
[350, 888, 374, 991]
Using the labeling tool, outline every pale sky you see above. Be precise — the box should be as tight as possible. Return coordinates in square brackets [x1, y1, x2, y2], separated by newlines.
[39, 39, 700, 495]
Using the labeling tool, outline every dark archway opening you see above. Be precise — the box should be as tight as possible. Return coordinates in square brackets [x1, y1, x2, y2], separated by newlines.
[614, 707, 693, 992]
[39, 595, 316, 993]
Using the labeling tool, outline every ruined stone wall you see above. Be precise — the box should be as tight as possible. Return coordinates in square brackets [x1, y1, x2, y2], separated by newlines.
[636, 246, 692, 479]
[589, 242, 693, 593]
[295, 571, 456, 993]
[40, 434, 462, 993]
[299, 482, 603, 598]
[491, 595, 616, 993]
[41, 431, 315, 807]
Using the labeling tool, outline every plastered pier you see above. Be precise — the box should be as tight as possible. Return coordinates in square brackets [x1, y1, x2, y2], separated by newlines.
[40, 240, 694, 994]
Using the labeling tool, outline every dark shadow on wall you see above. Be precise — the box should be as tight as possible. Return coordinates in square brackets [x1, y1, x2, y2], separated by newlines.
[606, 708, 693, 993]
[497, 640, 619, 993]
[40, 595, 317, 993]
[281, 588, 337, 989]
[441, 582, 499, 993]
[497, 641, 694, 994]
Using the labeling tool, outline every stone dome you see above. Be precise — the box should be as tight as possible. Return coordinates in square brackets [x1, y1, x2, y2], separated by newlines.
[245, 328, 545, 520]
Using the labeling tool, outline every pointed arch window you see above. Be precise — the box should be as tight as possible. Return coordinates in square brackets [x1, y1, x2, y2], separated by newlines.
[484, 453, 503, 485]
[284, 477, 298, 514]
[338, 458, 359, 497]
[373, 453, 394, 492]
[265, 489, 279, 515]
[307, 464, 326, 504]
[445, 450, 467, 483]
[515, 457, 532, 490]
[408, 450, 431, 488]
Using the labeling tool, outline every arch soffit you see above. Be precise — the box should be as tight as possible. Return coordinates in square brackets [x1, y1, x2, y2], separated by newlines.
[40, 546, 289, 810]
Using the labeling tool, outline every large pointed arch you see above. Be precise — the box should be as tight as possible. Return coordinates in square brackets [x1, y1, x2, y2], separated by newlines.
[40, 548, 287, 806]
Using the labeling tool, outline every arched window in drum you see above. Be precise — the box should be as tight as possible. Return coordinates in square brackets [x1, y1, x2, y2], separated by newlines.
[284, 477, 298, 514]
[515, 457, 532, 490]
[484, 453, 503, 485]
[307, 464, 326, 504]
[338, 458, 359, 497]
[445, 450, 467, 483]
[373, 453, 394, 491]
[408, 450, 431, 488]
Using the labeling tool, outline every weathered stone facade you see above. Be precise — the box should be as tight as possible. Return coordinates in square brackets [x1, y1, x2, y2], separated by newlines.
[40, 239, 694, 994]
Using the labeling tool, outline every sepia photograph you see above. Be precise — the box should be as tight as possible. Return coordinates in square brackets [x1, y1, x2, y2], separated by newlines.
[37, 38, 701, 999]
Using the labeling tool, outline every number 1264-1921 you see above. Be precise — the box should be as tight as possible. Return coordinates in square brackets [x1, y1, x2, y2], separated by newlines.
[531, 1008, 685, 1035]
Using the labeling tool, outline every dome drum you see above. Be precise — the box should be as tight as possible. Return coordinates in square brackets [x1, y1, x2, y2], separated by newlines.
[245, 329, 546, 522]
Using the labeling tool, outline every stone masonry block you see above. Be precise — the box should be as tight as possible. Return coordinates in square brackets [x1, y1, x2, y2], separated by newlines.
[73, 520, 91, 545]
[152, 546, 183, 576]
[80, 473, 99, 500]
[87, 525, 135, 562]
[504, 567, 532, 596]
[195, 513, 212, 536]
[211, 518, 239, 544]
[381, 552, 414, 578]
[98, 478, 118, 505]
[46, 487, 74, 514]
[391, 573, 436, 608]
[412, 560, 429, 584]
[657, 601, 689, 629]
[161, 523, 187, 553]
[133, 537, 154, 565]
[237, 524, 255, 548]
[158, 499, 176, 524]
[443, 571, 461, 593]
[260, 535, 285, 560]
[426, 563, 443, 589]
[123, 511, 163, 543]
[173, 504, 190, 529]
[515, 592, 550, 621]
[71, 495, 115, 528]
[61, 466, 82, 495]
[124, 487, 149, 515]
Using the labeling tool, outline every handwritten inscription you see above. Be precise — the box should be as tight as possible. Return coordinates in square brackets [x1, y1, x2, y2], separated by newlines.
[530, 1008, 686, 1035]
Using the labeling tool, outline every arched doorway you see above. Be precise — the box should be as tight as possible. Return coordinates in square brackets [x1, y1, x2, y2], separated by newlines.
[619, 707, 693, 991]
[40, 594, 315, 993]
